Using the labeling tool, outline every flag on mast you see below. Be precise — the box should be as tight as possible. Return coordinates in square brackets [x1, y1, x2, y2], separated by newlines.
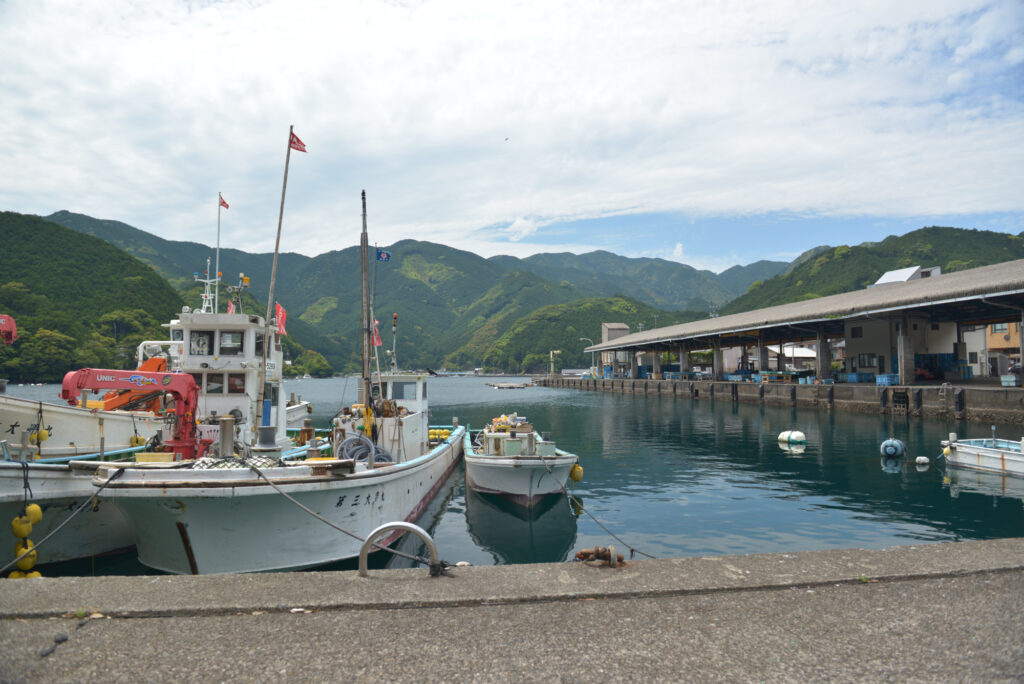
[226, 300, 235, 314]
[275, 302, 287, 335]
[219, 194, 229, 209]
[289, 132, 307, 153]
[372, 319, 383, 347]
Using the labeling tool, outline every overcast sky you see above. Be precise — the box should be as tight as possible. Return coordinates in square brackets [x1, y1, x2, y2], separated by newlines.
[2, 0, 1021, 272]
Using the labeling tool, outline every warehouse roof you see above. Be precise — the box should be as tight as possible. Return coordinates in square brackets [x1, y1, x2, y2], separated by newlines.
[586, 259, 1024, 352]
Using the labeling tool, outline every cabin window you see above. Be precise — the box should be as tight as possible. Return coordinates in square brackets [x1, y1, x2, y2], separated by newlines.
[190, 373, 204, 391]
[255, 331, 265, 356]
[930, 323, 940, 331]
[219, 331, 244, 356]
[422, 382, 427, 399]
[190, 331, 213, 356]
[171, 329, 184, 341]
[391, 381, 416, 400]
[227, 374, 246, 394]
[850, 326, 863, 339]
[207, 374, 225, 394]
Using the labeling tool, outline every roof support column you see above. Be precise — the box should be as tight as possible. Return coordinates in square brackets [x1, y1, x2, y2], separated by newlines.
[897, 315, 914, 385]
[816, 325, 831, 380]
[713, 338, 723, 381]
[954, 323, 967, 365]
[758, 339, 769, 373]
[630, 351, 639, 379]
[679, 345, 691, 372]
[1019, 311, 1024, 371]
[652, 349, 661, 377]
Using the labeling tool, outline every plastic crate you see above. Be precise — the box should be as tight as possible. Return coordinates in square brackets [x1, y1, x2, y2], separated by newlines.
[876, 374, 899, 386]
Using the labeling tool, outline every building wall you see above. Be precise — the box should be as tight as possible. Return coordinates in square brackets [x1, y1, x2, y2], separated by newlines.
[844, 319, 891, 373]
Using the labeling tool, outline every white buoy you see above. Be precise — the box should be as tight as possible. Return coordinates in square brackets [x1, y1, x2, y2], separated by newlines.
[778, 430, 806, 444]
[915, 456, 930, 465]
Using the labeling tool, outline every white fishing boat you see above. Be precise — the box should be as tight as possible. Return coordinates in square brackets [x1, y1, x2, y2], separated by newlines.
[92, 191, 465, 574]
[941, 430, 1024, 478]
[1, 267, 312, 568]
[464, 413, 579, 508]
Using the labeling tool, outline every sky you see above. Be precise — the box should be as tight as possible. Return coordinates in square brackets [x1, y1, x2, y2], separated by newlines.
[2, 0, 1022, 273]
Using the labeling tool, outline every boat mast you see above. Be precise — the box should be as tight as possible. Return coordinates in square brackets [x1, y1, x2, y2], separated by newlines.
[254, 125, 296, 439]
[360, 190, 372, 407]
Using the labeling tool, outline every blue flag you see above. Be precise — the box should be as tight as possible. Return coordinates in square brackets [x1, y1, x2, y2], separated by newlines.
[376, 249, 391, 262]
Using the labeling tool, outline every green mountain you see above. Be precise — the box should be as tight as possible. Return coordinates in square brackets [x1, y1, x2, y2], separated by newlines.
[0, 212, 183, 381]
[489, 250, 783, 310]
[483, 297, 706, 373]
[721, 227, 1024, 314]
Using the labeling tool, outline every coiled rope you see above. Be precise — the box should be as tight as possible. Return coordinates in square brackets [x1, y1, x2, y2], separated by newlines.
[0, 467, 126, 575]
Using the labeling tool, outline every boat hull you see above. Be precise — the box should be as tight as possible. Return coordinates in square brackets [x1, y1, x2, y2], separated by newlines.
[945, 438, 1024, 478]
[1, 394, 160, 459]
[0, 462, 133, 563]
[95, 427, 465, 574]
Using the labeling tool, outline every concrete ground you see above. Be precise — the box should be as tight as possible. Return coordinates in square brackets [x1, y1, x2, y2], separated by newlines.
[2, 538, 1023, 682]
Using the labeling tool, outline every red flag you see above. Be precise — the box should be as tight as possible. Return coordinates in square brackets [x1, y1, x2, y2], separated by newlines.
[289, 132, 307, 153]
[226, 300, 234, 314]
[371, 319, 382, 347]
[275, 302, 287, 335]
[219, 194, 229, 209]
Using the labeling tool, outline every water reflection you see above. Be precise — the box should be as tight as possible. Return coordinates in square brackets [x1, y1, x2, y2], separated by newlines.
[946, 468, 1024, 508]
[464, 489, 578, 564]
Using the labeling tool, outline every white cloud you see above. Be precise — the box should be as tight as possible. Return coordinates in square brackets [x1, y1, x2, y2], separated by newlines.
[1, 0, 1021, 264]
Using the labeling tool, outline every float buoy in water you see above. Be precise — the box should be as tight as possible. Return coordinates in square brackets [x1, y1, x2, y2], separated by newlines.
[778, 430, 806, 444]
[915, 456, 930, 465]
[880, 438, 906, 458]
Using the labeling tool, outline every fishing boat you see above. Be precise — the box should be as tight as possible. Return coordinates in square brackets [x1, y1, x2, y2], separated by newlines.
[941, 429, 1024, 478]
[463, 413, 579, 507]
[92, 191, 465, 574]
[1, 268, 312, 567]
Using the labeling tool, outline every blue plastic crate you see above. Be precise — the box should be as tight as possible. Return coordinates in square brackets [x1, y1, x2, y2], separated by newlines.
[876, 374, 899, 386]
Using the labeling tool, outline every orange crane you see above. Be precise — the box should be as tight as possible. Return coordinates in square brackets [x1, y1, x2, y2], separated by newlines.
[60, 369, 205, 460]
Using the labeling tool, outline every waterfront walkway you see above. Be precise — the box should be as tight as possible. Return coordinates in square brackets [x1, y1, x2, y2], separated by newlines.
[2, 538, 1022, 681]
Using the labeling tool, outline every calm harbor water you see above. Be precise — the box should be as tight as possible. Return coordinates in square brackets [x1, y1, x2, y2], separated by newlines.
[7, 377, 1024, 574]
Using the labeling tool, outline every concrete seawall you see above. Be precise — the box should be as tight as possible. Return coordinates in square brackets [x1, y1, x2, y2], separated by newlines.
[2, 538, 1022, 681]
[539, 376, 1024, 425]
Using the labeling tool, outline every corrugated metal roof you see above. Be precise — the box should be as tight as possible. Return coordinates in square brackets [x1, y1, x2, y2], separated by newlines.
[587, 258, 1024, 352]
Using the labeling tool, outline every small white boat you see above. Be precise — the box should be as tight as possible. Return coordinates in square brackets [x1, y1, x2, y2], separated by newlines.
[942, 431, 1024, 478]
[464, 413, 579, 508]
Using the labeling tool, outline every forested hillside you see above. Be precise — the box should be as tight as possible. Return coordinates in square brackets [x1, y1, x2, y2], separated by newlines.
[0, 212, 183, 381]
[721, 227, 1024, 314]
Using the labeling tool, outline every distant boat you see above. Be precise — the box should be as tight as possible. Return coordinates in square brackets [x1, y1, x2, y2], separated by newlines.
[464, 413, 579, 507]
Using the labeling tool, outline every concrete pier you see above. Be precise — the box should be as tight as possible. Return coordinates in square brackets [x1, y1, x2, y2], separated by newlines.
[538, 376, 1024, 425]
[2, 538, 1023, 681]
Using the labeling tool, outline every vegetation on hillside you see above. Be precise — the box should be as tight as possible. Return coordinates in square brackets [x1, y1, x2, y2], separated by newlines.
[721, 227, 1024, 314]
[0, 212, 183, 381]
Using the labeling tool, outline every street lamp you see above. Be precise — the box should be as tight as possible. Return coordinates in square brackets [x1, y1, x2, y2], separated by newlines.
[579, 337, 595, 370]
[549, 349, 561, 376]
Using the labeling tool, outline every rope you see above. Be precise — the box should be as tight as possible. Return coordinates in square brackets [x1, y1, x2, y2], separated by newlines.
[246, 462, 441, 569]
[1, 468, 126, 575]
[20, 460, 33, 507]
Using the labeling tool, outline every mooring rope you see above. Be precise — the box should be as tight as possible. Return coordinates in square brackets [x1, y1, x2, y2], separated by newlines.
[0, 467, 126, 575]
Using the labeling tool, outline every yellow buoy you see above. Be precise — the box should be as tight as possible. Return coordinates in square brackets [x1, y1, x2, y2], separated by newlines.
[942, 446, 951, 456]
[24, 503, 42, 525]
[11, 515, 31, 539]
[24, 570, 42, 579]
[15, 539, 36, 571]
[569, 463, 583, 482]
[8, 570, 25, 580]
